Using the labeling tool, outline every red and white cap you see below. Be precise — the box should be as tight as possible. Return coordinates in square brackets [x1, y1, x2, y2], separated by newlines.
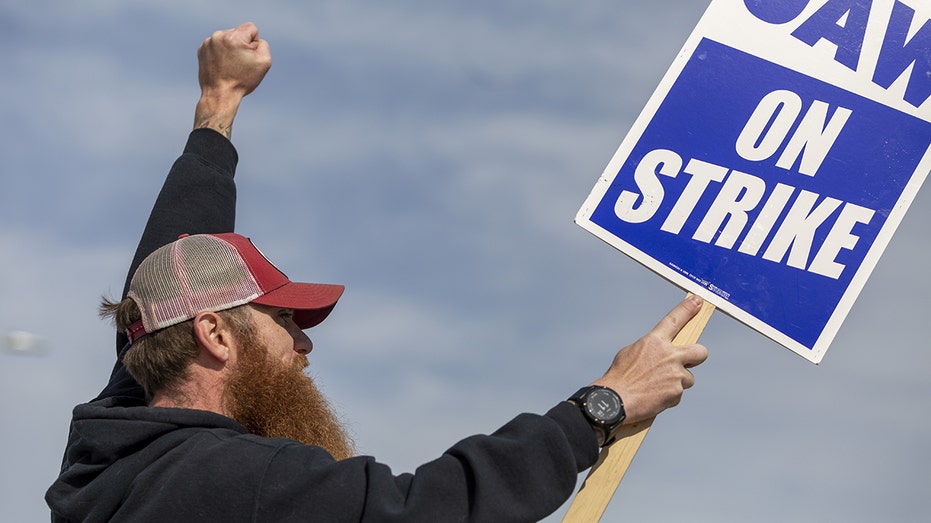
[124, 233, 344, 343]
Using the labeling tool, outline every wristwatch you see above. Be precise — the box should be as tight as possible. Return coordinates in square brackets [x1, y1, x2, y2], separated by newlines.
[569, 385, 626, 447]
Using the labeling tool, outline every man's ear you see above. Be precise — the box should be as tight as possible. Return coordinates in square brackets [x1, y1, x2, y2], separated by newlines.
[193, 311, 233, 364]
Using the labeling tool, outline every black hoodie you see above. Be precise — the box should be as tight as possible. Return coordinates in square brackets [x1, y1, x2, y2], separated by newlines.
[49, 394, 595, 522]
[46, 130, 599, 522]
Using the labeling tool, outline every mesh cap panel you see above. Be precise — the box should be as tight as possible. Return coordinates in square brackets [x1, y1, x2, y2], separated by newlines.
[128, 235, 262, 332]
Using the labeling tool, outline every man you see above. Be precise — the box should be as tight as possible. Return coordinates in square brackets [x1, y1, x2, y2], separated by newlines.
[47, 23, 708, 522]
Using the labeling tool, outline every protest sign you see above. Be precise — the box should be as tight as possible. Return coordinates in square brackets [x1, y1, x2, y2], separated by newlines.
[576, 0, 931, 363]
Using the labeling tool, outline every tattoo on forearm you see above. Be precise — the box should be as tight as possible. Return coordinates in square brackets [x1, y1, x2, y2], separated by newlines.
[194, 112, 233, 139]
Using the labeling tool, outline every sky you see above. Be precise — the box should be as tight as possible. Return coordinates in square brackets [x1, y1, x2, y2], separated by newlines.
[1, 1, 929, 522]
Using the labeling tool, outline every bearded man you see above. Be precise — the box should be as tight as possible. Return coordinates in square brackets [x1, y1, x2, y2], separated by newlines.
[99, 247, 355, 461]
[47, 23, 708, 523]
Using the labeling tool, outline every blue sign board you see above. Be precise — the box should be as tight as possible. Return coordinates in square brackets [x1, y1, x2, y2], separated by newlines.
[576, 0, 931, 362]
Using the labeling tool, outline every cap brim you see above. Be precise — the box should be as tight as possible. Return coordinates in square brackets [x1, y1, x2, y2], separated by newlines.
[252, 282, 345, 329]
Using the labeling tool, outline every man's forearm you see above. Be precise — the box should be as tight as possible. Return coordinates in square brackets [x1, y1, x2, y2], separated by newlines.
[193, 22, 272, 139]
[193, 93, 242, 139]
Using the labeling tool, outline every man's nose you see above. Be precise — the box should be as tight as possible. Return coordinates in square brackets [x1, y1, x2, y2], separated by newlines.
[293, 330, 313, 355]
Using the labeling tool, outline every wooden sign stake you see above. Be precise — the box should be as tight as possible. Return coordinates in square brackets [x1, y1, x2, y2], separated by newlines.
[562, 295, 716, 523]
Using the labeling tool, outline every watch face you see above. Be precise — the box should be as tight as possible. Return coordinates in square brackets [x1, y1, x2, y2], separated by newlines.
[585, 388, 622, 422]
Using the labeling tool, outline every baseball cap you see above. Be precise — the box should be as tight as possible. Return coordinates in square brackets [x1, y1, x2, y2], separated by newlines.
[124, 233, 344, 343]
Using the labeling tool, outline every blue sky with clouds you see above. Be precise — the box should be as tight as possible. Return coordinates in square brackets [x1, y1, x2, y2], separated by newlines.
[2, 1, 930, 521]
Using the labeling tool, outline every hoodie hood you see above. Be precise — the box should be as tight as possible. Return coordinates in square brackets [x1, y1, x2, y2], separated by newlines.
[46, 396, 246, 522]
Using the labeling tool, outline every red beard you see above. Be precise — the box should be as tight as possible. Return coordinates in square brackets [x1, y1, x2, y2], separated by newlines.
[223, 329, 355, 461]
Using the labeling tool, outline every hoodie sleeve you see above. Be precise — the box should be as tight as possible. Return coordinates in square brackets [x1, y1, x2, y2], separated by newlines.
[255, 402, 600, 523]
[119, 128, 239, 301]
[96, 129, 239, 401]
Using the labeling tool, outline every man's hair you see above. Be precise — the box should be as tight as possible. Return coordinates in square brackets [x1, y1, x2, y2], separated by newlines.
[100, 297, 253, 401]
